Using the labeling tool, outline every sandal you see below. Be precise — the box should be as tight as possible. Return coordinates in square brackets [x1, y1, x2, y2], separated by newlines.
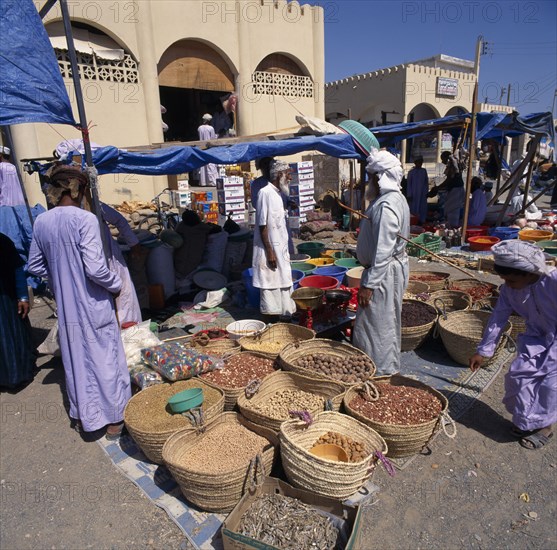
[71, 419, 83, 433]
[520, 430, 553, 450]
[105, 422, 124, 441]
[510, 426, 532, 438]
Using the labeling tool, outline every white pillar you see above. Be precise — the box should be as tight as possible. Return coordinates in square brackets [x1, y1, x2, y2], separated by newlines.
[236, 10, 253, 137]
[312, 6, 325, 119]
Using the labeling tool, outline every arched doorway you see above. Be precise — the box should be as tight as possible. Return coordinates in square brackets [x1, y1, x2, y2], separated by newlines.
[407, 103, 442, 163]
[445, 106, 469, 117]
[158, 40, 237, 142]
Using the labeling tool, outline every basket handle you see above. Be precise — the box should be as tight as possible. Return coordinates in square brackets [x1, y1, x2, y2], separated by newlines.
[324, 398, 334, 411]
[245, 379, 261, 399]
[289, 410, 313, 426]
[505, 334, 517, 354]
[433, 298, 448, 319]
[183, 407, 205, 433]
[247, 453, 266, 491]
[374, 450, 396, 477]
[361, 380, 379, 402]
[440, 411, 457, 439]
[432, 318, 441, 339]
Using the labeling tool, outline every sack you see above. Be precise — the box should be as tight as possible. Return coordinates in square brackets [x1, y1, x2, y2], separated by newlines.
[223, 215, 241, 234]
[141, 342, 224, 381]
[121, 320, 161, 367]
[37, 323, 61, 356]
[128, 362, 164, 389]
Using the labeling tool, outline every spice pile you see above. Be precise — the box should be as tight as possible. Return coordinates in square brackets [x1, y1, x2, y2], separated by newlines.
[178, 422, 269, 474]
[244, 341, 284, 355]
[450, 283, 493, 301]
[201, 353, 276, 388]
[125, 381, 222, 432]
[409, 273, 447, 282]
[349, 384, 443, 425]
[292, 353, 375, 384]
[313, 431, 368, 462]
[238, 493, 339, 550]
[250, 389, 324, 420]
[401, 302, 437, 327]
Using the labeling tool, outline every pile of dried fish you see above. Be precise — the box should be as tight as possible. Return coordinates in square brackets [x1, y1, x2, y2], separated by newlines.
[238, 493, 340, 549]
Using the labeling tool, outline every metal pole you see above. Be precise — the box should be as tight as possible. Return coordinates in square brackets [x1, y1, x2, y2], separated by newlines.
[521, 137, 540, 213]
[59, 0, 110, 261]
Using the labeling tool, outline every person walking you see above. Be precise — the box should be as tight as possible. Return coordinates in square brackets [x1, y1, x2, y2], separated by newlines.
[197, 114, 218, 186]
[406, 156, 429, 224]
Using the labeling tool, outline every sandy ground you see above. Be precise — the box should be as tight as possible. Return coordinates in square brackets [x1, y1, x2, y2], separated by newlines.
[2, 225, 556, 549]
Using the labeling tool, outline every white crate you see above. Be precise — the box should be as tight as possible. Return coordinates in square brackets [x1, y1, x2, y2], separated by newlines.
[171, 190, 191, 209]
[217, 188, 245, 202]
[218, 201, 245, 215]
[298, 195, 315, 207]
[216, 177, 244, 190]
[289, 161, 313, 173]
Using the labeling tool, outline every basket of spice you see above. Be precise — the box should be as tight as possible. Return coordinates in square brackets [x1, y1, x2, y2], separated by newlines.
[239, 323, 315, 358]
[188, 329, 241, 357]
[426, 290, 471, 313]
[405, 280, 430, 296]
[200, 352, 279, 411]
[237, 371, 345, 432]
[408, 271, 451, 292]
[449, 278, 498, 303]
[401, 299, 438, 351]
[162, 412, 278, 512]
[343, 375, 452, 458]
[279, 339, 376, 387]
[279, 411, 388, 500]
[437, 310, 512, 366]
[124, 380, 225, 464]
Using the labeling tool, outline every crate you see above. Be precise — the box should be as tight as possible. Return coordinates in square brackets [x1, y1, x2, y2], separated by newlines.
[406, 233, 442, 258]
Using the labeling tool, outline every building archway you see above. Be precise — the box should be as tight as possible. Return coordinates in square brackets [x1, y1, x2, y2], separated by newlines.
[406, 103, 442, 163]
[446, 106, 469, 117]
[157, 39, 237, 142]
[252, 53, 313, 99]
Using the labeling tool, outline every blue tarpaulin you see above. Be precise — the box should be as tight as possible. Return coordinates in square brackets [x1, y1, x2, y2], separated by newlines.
[0, 0, 76, 126]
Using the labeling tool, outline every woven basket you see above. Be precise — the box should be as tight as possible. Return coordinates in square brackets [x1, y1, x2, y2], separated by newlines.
[509, 314, 526, 341]
[201, 351, 280, 411]
[162, 413, 278, 512]
[449, 278, 498, 302]
[437, 310, 512, 366]
[124, 380, 225, 464]
[189, 337, 241, 357]
[343, 375, 450, 458]
[401, 299, 438, 352]
[406, 280, 430, 295]
[237, 371, 345, 432]
[280, 411, 387, 499]
[473, 295, 499, 310]
[427, 290, 471, 314]
[408, 271, 450, 292]
[278, 338, 376, 388]
[239, 323, 315, 358]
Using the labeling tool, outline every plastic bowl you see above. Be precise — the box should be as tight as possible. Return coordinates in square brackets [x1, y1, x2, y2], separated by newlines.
[518, 229, 554, 242]
[226, 319, 266, 340]
[310, 443, 349, 462]
[299, 275, 339, 291]
[242, 268, 260, 309]
[314, 265, 348, 286]
[167, 388, 204, 414]
[290, 253, 311, 262]
[465, 226, 489, 242]
[297, 242, 325, 258]
[291, 262, 316, 275]
[490, 227, 519, 241]
[306, 257, 335, 267]
[331, 251, 352, 259]
[536, 240, 557, 256]
[291, 269, 305, 290]
[468, 235, 500, 252]
[346, 266, 365, 288]
[291, 287, 324, 311]
[334, 258, 362, 269]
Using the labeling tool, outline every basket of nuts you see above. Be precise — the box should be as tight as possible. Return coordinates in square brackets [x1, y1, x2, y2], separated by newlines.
[162, 412, 278, 512]
[200, 352, 279, 411]
[279, 339, 376, 387]
[344, 375, 451, 458]
[237, 371, 345, 432]
[124, 379, 225, 464]
[280, 411, 387, 499]
[238, 323, 315, 358]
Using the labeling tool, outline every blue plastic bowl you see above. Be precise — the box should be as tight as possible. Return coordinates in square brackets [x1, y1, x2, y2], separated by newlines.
[291, 269, 305, 290]
[489, 227, 519, 241]
[314, 265, 348, 286]
[242, 268, 261, 308]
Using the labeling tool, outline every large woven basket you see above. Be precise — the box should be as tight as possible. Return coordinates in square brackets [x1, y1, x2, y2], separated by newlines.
[162, 413, 278, 512]
[280, 411, 387, 500]
[201, 351, 280, 411]
[124, 380, 225, 464]
[239, 323, 315, 358]
[188, 337, 241, 357]
[437, 310, 512, 366]
[401, 299, 438, 352]
[343, 375, 450, 458]
[449, 278, 498, 302]
[408, 271, 450, 292]
[237, 371, 345, 432]
[278, 338, 376, 388]
[427, 290, 471, 314]
[509, 314, 526, 341]
[406, 280, 430, 296]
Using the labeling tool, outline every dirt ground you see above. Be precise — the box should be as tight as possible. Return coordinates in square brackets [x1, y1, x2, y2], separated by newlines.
[1, 254, 556, 550]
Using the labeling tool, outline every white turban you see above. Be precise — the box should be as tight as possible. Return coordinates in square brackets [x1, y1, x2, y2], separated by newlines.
[202, 113, 212, 122]
[492, 240, 553, 276]
[1, 146, 10, 156]
[269, 159, 290, 181]
[365, 149, 403, 194]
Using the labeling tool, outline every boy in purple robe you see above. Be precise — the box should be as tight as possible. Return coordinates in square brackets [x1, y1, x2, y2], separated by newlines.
[28, 165, 131, 439]
[469, 240, 556, 450]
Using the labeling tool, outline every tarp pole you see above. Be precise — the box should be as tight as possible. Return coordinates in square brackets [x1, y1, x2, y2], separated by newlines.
[39, 0, 58, 19]
[59, 0, 110, 261]
[521, 137, 540, 213]
[3, 125, 34, 227]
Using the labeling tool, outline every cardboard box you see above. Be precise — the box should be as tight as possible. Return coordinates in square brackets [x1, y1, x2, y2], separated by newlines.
[218, 188, 245, 202]
[217, 176, 244, 190]
[191, 191, 215, 204]
[195, 201, 218, 213]
[219, 201, 246, 215]
[222, 477, 364, 550]
[289, 161, 314, 173]
[299, 196, 316, 207]
[289, 173, 314, 185]
[204, 211, 218, 223]
[171, 190, 191, 209]
[289, 183, 314, 197]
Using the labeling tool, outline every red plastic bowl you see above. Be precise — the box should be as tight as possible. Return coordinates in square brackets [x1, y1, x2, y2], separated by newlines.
[468, 235, 500, 252]
[465, 226, 489, 242]
[299, 275, 339, 290]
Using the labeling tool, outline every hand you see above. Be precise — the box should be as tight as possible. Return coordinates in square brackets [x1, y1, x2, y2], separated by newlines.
[266, 249, 277, 270]
[358, 287, 373, 308]
[469, 353, 485, 372]
[17, 300, 29, 319]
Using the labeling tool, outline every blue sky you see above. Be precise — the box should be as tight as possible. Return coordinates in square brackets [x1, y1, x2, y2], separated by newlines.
[316, 0, 556, 115]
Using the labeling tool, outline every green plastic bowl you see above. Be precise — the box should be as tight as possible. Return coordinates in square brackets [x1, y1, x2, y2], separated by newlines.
[334, 258, 361, 269]
[331, 251, 351, 259]
[297, 242, 325, 258]
[291, 261, 316, 274]
[167, 388, 204, 414]
[537, 240, 557, 256]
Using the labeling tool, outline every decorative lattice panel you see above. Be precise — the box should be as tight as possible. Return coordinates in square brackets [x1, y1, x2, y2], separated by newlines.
[252, 71, 314, 98]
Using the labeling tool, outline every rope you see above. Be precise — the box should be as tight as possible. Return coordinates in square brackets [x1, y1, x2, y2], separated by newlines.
[441, 412, 457, 439]
[505, 334, 517, 354]
[324, 399, 334, 411]
[375, 451, 396, 477]
[361, 381, 379, 402]
[183, 407, 205, 433]
[433, 298, 448, 320]
[244, 379, 261, 399]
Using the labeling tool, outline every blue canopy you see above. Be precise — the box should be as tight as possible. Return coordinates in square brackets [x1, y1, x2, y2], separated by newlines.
[0, 0, 76, 126]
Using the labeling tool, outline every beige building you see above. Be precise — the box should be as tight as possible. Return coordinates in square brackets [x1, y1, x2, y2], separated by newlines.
[325, 54, 516, 168]
[11, 0, 325, 205]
